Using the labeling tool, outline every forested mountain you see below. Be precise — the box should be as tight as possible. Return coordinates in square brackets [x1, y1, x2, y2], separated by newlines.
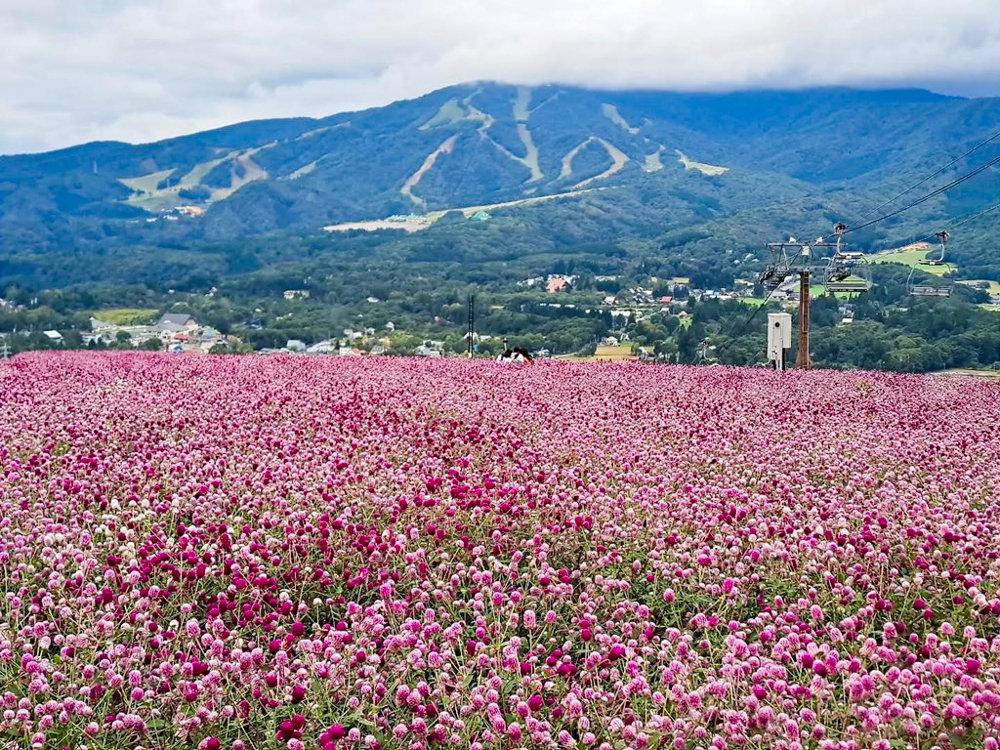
[2, 82, 1000, 291]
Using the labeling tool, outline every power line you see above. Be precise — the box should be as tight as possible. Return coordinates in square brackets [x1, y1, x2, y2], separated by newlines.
[940, 200, 1000, 233]
[712, 131, 1000, 366]
[858, 129, 1000, 220]
[845, 154, 1000, 235]
[901, 200, 1000, 249]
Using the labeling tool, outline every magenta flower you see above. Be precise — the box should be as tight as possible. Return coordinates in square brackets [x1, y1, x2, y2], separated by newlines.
[3, 353, 1000, 749]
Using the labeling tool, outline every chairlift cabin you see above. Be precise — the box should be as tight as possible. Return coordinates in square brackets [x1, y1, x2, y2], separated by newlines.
[907, 230, 954, 298]
[760, 239, 809, 291]
[826, 277, 871, 293]
[907, 265, 954, 298]
[823, 240, 872, 294]
[759, 267, 790, 291]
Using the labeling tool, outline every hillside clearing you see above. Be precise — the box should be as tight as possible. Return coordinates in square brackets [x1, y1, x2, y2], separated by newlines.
[323, 188, 599, 233]
[401, 135, 459, 206]
[210, 152, 269, 201]
[281, 159, 322, 180]
[676, 150, 729, 176]
[487, 123, 544, 183]
[871, 244, 953, 275]
[601, 103, 640, 134]
[120, 169, 176, 195]
[643, 145, 666, 172]
[561, 137, 630, 189]
[513, 87, 532, 122]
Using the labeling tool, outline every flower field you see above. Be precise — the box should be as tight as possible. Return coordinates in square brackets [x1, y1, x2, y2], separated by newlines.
[3, 352, 1000, 750]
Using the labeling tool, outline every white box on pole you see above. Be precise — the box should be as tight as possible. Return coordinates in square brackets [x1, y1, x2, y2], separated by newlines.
[767, 312, 792, 369]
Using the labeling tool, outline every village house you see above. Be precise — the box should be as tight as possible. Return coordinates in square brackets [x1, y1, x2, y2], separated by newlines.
[154, 313, 196, 334]
[306, 341, 336, 354]
[545, 275, 578, 293]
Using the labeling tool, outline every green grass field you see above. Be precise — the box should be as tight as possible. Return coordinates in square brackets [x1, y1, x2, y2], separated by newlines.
[809, 285, 858, 300]
[92, 308, 159, 325]
[594, 344, 636, 361]
[963, 280, 1000, 295]
[870, 248, 953, 276]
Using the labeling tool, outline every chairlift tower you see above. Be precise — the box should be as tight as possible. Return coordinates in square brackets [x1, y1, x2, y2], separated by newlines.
[760, 223, 872, 369]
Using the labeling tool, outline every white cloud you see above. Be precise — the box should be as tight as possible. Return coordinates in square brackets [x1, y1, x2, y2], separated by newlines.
[2, 0, 999, 153]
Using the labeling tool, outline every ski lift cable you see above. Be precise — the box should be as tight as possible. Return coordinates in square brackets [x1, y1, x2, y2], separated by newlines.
[716, 138, 1000, 365]
[845, 154, 1000, 236]
[858, 128, 1000, 220]
[926, 200, 1000, 239]
[890, 200, 1000, 251]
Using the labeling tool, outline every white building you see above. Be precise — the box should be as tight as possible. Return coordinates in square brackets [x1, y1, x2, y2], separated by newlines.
[306, 341, 335, 354]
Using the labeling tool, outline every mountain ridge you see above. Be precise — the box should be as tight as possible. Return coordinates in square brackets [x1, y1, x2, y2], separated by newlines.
[0, 82, 970, 160]
[3, 81, 1000, 290]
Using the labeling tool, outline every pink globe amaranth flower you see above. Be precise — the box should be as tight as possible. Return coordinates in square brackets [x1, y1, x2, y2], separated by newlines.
[327, 725, 346, 740]
[10, 354, 1000, 748]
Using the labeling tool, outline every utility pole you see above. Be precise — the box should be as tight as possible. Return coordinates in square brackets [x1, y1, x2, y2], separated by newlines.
[466, 294, 475, 358]
[796, 270, 811, 369]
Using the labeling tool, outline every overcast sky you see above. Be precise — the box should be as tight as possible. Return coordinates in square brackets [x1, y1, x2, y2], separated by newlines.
[3, 0, 1000, 155]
